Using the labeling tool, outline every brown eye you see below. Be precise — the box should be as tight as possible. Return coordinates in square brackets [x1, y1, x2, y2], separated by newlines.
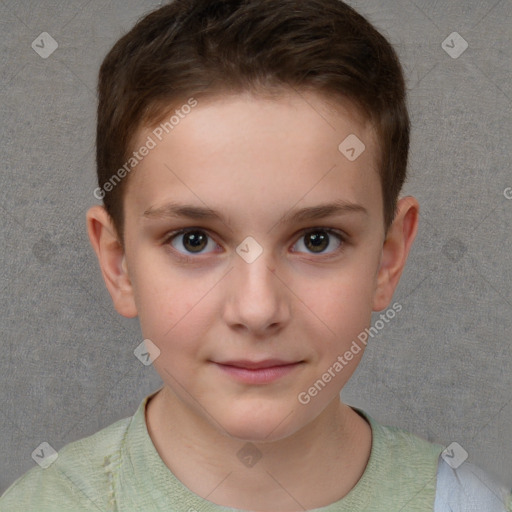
[293, 229, 344, 256]
[305, 231, 329, 253]
[166, 229, 217, 256]
[181, 231, 208, 253]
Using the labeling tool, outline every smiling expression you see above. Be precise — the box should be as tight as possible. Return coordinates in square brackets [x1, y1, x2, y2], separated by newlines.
[101, 89, 402, 441]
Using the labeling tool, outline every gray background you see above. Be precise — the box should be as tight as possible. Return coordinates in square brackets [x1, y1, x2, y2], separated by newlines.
[1, 0, 511, 495]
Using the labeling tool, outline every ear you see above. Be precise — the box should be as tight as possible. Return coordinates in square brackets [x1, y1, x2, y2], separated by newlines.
[372, 196, 419, 311]
[86, 205, 138, 318]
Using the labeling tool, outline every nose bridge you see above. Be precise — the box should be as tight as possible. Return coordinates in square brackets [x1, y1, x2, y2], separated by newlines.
[235, 236, 280, 295]
[224, 236, 287, 330]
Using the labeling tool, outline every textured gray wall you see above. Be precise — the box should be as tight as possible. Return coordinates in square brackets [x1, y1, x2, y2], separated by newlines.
[1, 0, 511, 494]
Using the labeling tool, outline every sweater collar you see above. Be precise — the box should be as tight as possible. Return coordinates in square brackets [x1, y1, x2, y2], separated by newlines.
[115, 388, 437, 511]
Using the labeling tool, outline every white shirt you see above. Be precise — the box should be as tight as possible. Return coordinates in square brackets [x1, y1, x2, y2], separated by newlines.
[435, 458, 511, 511]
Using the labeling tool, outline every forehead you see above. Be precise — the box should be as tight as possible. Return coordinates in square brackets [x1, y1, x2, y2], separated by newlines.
[124, 90, 382, 229]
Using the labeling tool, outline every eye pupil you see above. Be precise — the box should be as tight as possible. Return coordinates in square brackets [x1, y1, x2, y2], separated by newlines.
[184, 231, 207, 252]
[306, 231, 328, 252]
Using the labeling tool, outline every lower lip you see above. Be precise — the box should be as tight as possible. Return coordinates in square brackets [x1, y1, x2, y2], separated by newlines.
[214, 362, 302, 384]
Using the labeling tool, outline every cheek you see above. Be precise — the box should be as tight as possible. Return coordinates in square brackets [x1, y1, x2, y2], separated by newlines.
[138, 288, 197, 344]
[130, 258, 181, 339]
[296, 266, 375, 340]
[132, 260, 216, 352]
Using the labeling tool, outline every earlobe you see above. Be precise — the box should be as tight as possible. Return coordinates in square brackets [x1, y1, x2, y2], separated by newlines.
[372, 196, 419, 311]
[86, 205, 138, 318]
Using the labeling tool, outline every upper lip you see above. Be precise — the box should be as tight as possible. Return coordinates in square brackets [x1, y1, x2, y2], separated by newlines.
[214, 359, 302, 370]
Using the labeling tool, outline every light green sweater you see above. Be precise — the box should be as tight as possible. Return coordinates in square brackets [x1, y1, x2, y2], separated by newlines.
[0, 390, 466, 511]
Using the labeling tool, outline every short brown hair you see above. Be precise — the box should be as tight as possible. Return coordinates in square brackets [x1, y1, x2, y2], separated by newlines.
[96, 0, 410, 243]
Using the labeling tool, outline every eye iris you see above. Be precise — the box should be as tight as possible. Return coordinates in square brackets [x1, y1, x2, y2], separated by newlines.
[306, 231, 328, 253]
[184, 231, 207, 253]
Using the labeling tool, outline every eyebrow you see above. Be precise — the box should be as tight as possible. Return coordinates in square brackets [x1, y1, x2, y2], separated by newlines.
[142, 200, 368, 226]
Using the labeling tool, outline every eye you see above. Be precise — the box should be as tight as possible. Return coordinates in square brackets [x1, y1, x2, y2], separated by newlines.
[164, 227, 346, 262]
[165, 228, 218, 259]
[292, 228, 345, 256]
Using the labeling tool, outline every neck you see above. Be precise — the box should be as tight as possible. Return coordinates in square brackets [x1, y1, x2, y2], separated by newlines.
[146, 386, 372, 512]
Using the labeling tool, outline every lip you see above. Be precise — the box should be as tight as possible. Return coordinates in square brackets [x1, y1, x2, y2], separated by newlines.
[212, 359, 304, 384]
[217, 359, 299, 370]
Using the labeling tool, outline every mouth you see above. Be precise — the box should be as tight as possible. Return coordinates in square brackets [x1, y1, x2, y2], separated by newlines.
[211, 359, 305, 384]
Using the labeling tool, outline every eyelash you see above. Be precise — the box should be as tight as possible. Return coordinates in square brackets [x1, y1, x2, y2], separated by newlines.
[163, 227, 347, 263]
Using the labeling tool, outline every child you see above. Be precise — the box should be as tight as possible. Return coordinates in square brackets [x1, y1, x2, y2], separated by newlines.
[2, 0, 511, 510]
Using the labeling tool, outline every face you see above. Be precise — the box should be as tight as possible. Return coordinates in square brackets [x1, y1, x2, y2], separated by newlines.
[89, 89, 417, 442]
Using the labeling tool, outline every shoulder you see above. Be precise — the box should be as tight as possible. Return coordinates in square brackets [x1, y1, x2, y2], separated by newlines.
[434, 457, 512, 512]
[371, 416, 445, 461]
[0, 415, 131, 512]
[355, 409, 511, 511]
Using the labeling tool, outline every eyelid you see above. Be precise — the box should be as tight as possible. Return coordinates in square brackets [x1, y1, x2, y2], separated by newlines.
[295, 226, 347, 241]
[162, 227, 220, 248]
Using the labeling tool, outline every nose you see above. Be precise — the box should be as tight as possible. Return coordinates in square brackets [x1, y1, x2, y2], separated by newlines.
[222, 246, 290, 336]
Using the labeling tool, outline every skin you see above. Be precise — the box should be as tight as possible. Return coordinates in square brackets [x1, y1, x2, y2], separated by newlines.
[86, 89, 419, 511]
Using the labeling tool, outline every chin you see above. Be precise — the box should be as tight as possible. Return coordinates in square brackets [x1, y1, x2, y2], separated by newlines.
[213, 405, 304, 443]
